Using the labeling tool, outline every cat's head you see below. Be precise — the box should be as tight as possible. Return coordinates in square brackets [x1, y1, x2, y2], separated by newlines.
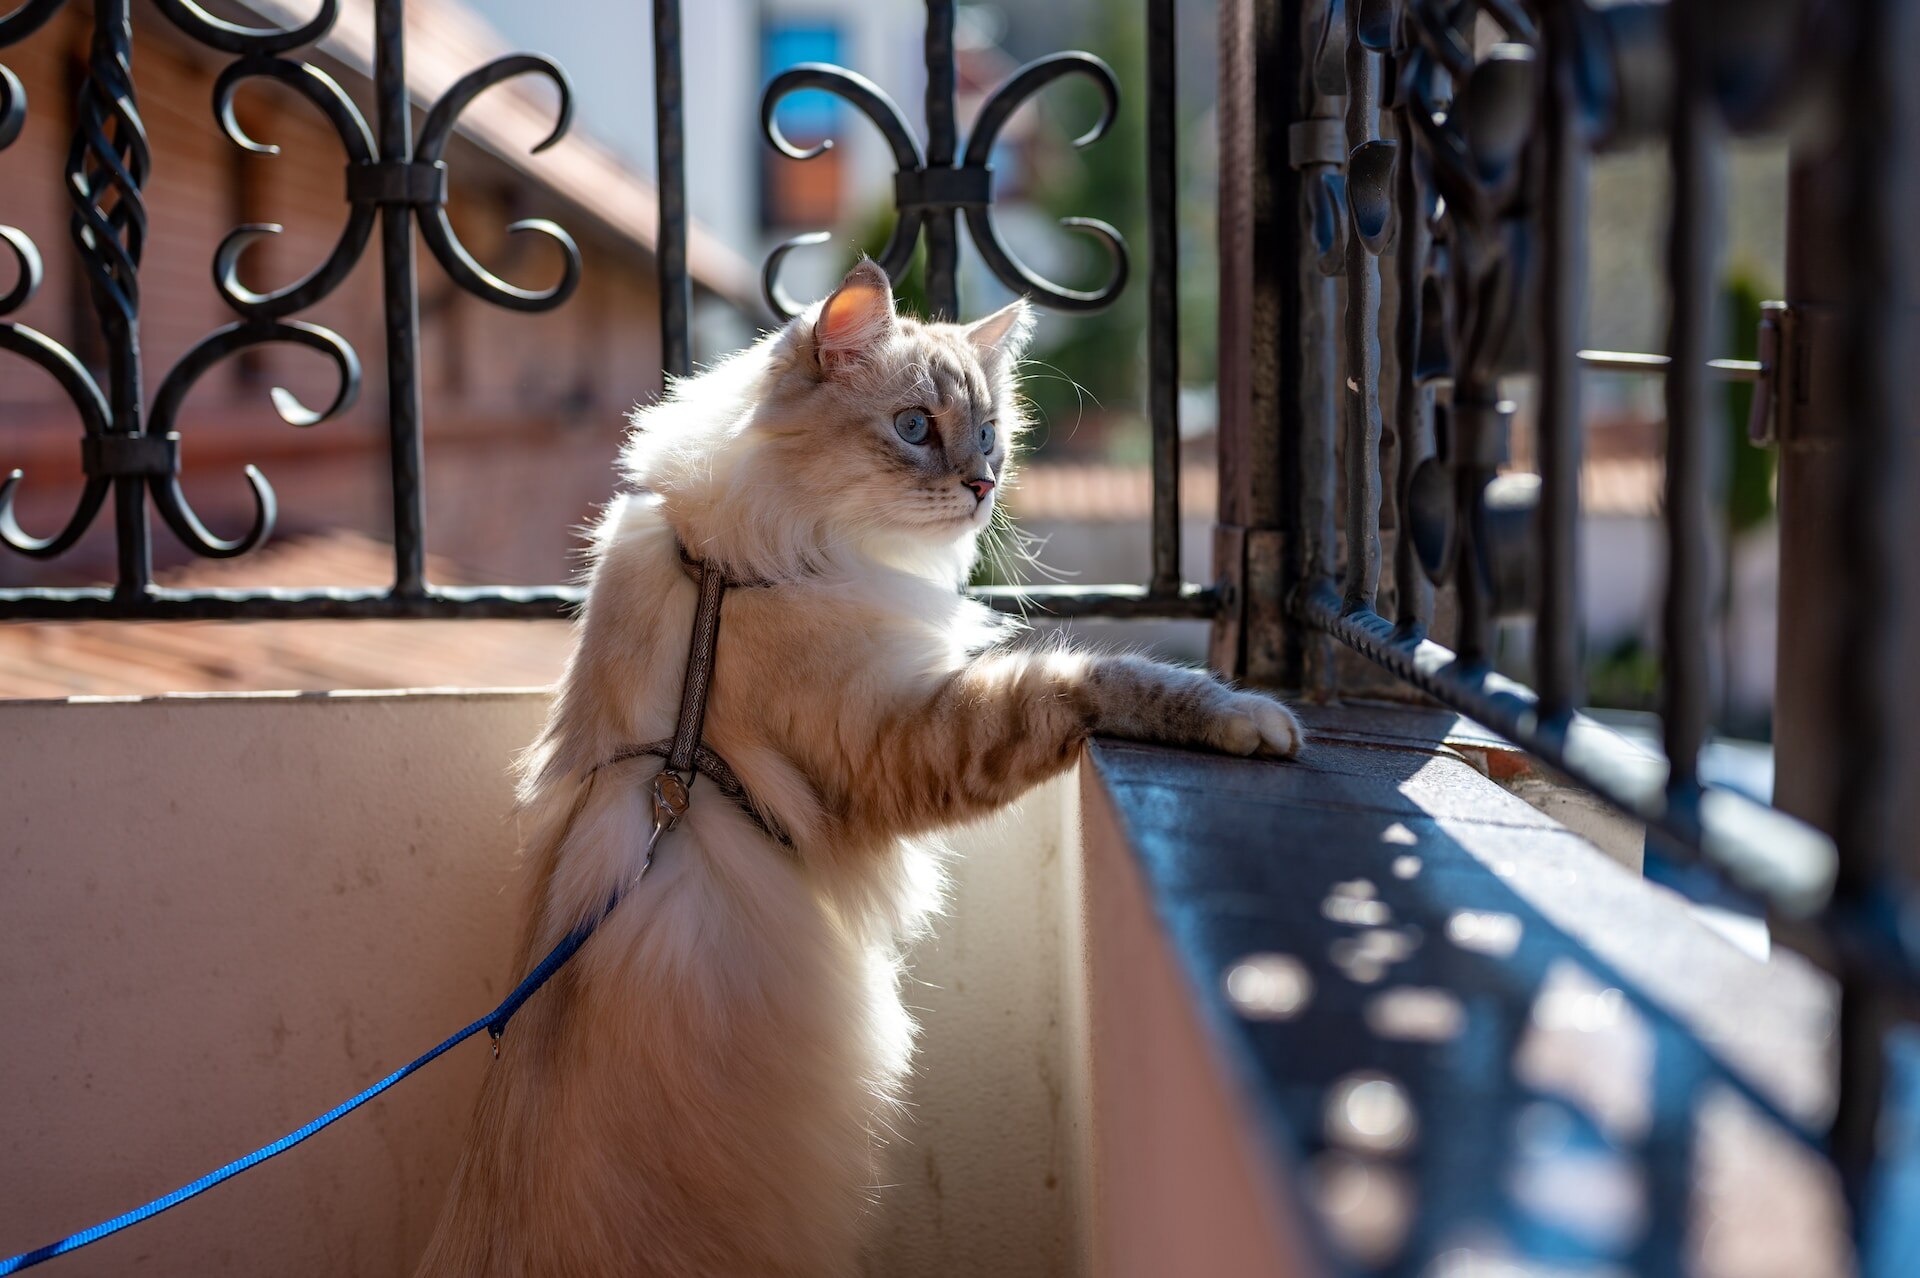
[625, 260, 1034, 581]
[774, 259, 1035, 539]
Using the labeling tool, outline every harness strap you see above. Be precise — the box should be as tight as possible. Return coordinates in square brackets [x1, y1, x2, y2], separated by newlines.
[637, 542, 794, 854]
[668, 562, 726, 779]
[598, 739, 793, 848]
[674, 540, 779, 589]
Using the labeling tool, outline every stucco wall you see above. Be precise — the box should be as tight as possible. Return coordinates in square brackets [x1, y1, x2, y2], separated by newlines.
[1075, 764, 1314, 1278]
[0, 691, 1085, 1277]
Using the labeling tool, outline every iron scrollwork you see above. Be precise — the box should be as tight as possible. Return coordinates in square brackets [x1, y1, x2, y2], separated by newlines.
[0, 0, 581, 586]
[1294, 13, 1870, 1274]
[1402, 3, 1544, 638]
[1311, 0, 1548, 648]
[759, 54, 1129, 320]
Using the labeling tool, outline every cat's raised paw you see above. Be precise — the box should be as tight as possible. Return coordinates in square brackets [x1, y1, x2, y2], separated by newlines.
[1215, 692, 1303, 759]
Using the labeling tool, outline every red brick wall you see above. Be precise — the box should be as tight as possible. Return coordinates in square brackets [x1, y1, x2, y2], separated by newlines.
[0, 7, 665, 590]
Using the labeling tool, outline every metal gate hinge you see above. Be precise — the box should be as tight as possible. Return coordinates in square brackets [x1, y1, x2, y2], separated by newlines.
[1748, 300, 1785, 446]
[1762, 300, 1847, 448]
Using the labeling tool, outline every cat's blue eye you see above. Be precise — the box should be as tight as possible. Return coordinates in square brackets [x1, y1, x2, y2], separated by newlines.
[977, 422, 996, 453]
[894, 408, 932, 445]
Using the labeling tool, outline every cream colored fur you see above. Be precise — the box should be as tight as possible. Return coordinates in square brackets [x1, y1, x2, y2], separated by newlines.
[414, 262, 1300, 1278]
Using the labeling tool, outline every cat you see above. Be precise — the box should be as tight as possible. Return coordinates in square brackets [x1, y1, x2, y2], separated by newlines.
[413, 259, 1301, 1278]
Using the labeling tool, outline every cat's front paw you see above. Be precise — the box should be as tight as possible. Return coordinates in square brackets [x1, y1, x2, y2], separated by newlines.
[1211, 690, 1304, 759]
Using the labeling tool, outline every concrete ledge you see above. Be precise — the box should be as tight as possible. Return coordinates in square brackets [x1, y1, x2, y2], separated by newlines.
[1082, 701, 1843, 1277]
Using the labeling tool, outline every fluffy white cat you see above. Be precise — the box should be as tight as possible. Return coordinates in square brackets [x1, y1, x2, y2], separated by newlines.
[414, 261, 1300, 1277]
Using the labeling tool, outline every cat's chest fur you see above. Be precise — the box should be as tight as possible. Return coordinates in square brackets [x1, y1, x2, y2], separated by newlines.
[531, 493, 987, 946]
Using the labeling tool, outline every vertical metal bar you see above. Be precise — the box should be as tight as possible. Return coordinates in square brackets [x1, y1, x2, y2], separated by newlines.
[1146, 0, 1181, 598]
[1214, 0, 1308, 687]
[1829, 0, 1920, 1231]
[1340, 2, 1382, 614]
[1301, 267, 1340, 607]
[1535, 5, 1587, 718]
[101, 0, 147, 601]
[1659, 9, 1719, 806]
[1375, 110, 1404, 622]
[1440, 13, 1494, 668]
[922, 0, 959, 319]
[1773, 176, 1847, 836]
[1451, 419, 1492, 664]
[653, 0, 691, 381]
[374, 0, 426, 598]
[72, 0, 151, 600]
[1296, 0, 1341, 695]
[1833, 0, 1920, 922]
[1208, 0, 1255, 676]
[1390, 63, 1433, 635]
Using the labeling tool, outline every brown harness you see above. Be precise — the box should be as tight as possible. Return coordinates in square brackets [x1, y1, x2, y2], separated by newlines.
[595, 545, 794, 868]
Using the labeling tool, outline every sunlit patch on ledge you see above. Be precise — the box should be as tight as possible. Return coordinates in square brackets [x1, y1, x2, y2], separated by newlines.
[1222, 953, 1313, 1021]
[1446, 909, 1524, 958]
[1366, 986, 1466, 1043]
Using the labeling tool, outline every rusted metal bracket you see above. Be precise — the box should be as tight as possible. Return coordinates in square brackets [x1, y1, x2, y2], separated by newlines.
[1747, 300, 1785, 445]
[1762, 299, 1847, 447]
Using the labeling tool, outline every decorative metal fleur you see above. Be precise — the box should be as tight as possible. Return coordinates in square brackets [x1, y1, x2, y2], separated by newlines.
[759, 54, 1129, 319]
[0, 0, 579, 570]
[1398, 1, 1538, 392]
[1308, 0, 1542, 604]
[1316, 0, 1543, 397]
[1398, 1, 1546, 617]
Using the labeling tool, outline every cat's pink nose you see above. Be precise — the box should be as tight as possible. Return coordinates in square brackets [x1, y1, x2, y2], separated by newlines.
[964, 477, 996, 502]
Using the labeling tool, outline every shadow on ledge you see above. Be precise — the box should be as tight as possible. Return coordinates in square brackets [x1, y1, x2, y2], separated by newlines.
[1086, 699, 1844, 1278]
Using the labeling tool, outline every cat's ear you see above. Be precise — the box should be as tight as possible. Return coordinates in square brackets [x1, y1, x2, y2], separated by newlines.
[813, 259, 896, 377]
[965, 297, 1035, 373]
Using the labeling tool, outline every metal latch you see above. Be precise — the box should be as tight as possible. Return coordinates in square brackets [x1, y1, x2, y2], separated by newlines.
[1748, 300, 1785, 446]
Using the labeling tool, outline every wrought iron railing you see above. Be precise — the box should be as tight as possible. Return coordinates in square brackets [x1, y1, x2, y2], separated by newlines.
[1232, 0, 1916, 1267]
[1215, 0, 1851, 910]
[0, 0, 590, 617]
[0, 0, 1208, 619]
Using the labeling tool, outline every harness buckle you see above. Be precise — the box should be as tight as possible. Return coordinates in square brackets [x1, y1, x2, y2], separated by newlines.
[641, 770, 693, 881]
[651, 770, 691, 830]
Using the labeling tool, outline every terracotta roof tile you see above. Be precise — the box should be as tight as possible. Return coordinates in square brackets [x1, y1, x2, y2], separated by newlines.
[0, 532, 572, 698]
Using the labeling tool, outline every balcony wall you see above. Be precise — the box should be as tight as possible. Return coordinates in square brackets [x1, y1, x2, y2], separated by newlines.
[0, 690, 1310, 1277]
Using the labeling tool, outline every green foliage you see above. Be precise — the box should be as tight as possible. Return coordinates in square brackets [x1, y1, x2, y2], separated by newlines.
[1585, 637, 1663, 712]
[1021, 4, 1148, 452]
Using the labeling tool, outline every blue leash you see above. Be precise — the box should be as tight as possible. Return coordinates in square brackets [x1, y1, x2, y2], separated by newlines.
[0, 905, 609, 1275]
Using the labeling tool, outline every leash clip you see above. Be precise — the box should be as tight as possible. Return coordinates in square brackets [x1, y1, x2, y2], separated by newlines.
[642, 770, 692, 879]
